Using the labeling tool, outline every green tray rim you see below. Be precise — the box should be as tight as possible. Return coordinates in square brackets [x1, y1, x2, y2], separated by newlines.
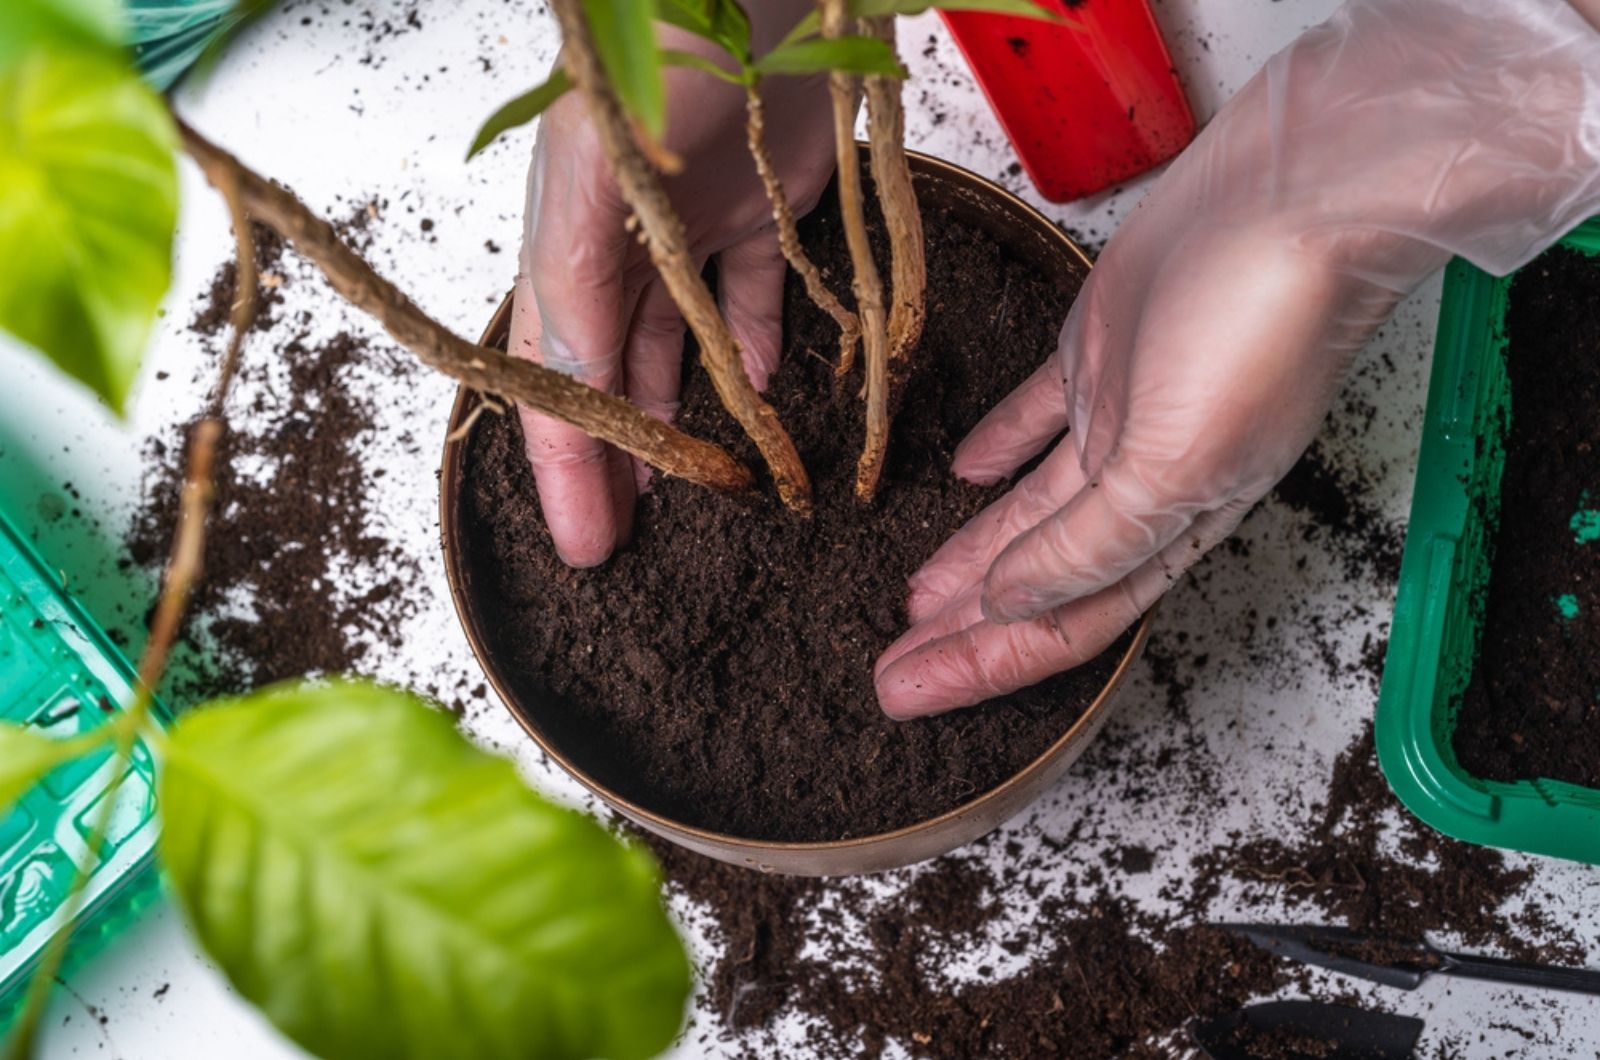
[0, 511, 170, 1033]
[1375, 218, 1600, 865]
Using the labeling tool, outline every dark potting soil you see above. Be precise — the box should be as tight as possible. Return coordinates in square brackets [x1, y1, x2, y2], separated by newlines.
[460, 197, 1130, 842]
[1452, 246, 1600, 787]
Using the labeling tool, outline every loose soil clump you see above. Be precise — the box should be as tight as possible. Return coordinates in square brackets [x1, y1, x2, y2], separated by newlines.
[460, 198, 1128, 841]
[1453, 246, 1600, 787]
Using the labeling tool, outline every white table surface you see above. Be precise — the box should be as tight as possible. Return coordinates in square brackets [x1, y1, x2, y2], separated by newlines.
[3, 1, 1596, 1056]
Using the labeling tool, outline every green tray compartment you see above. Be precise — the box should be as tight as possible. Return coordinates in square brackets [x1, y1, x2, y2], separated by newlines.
[1376, 219, 1600, 864]
[0, 510, 170, 1032]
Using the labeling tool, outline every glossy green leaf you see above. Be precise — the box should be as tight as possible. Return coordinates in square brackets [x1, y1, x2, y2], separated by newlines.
[584, 0, 666, 138]
[466, 68, 571, 160]
[754, 35, 906, 78]
[0, 0, 122, 69]
[0, 724, 99, 816]
[159, 679, 691, 1060]
[0, 50, 177, 415]
[654, 0, 752, 63]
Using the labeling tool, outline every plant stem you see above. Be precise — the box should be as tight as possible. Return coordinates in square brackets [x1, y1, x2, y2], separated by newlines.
[0, 171, 261, 1060]
[744, 80, 860, 370]
[863, 16, 925, 365]
[821, 0, 891, 503]
[549, 0, 811, 512]
[175, 117, 757, 498]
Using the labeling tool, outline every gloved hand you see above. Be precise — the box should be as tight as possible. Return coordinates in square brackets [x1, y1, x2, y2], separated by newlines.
[513, 0, 830, 566]
[876, 0, 1600, 720]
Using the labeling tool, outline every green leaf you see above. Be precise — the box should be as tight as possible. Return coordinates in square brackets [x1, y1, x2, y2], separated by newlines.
[754, 35, 906, 78]
[584, 0, 666, 138]
[0, 724, 99, 816]
[0, 0, 122, 69]
[466, 68, 572, 160]
[654, 0, 752, 63]
[159, 679, 690, 1060]
[661, 48, 745, 85]
[0, 50, 177, 416]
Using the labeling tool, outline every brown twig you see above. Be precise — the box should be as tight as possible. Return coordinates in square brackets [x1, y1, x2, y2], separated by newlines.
[822, 0, 891, 503]
[138, 417, 222, 693]
[863, 16, 925, 365]
[550, 0, 811, 512]
[175, 115, 755, 497]
[744, 81, 860, 369]
[3, 167, 264, 1060]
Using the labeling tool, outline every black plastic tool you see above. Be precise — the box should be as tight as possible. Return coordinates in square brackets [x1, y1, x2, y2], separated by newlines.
[1191, 1000, 1423, 1060]
[1222, 922, 1600, 996]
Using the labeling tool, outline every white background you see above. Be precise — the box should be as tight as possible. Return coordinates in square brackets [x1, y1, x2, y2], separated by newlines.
[3, 0, 1598, 1056]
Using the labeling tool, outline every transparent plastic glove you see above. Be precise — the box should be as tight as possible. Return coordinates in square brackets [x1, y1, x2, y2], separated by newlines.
[876, 0, 1600, 719]
[513, 3, 831, 566]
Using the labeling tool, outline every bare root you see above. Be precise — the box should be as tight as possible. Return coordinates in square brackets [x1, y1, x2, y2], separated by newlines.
[744, 83, 860, 371]
[864, 16, 925, 365]
[177, 117, 756, 498]
[550, 0, 811, 512]
[823, 0, 891, 503]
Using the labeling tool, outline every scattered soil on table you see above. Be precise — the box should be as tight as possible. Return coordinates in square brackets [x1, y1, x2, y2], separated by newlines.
[460, 194, 1129, 842]
[651, 721, 1568, 1059]
[125, 205, 422, 706]
[1272, 440, 1403, 585]
[1452, 245, 1600, 787]
[648, 835, 1297, 1060]
[1191, 726, 1577, 964]
[1217, 1023, 1338, 1060]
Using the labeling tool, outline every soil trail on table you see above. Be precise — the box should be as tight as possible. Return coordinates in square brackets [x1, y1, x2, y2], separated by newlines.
[125, 209, 425, 707]
[1453, 245, 1600, 786]
[460, 196, 1128, 842]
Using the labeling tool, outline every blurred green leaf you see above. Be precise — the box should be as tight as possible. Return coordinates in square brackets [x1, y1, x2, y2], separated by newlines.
[654, 0, 752, 63]
[585, 0, 666, 138]
[754, 35, 905, 78]
[661, 48, 745, 84]
[0, 50, 177, 415]
[0, 0, 122, 69]
[0, 725, 100, 817]
[466, 68, 571, 159]
[159, 679, 691, 1060]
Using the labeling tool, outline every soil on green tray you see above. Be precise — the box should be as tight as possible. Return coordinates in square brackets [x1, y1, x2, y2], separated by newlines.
[459, 193, 1131, 842]
[1452, 246, 1600, 787]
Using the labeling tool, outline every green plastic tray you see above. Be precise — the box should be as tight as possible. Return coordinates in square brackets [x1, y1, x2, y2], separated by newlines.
[0, 509, 169, 1032]
[1376, 219, 1600, 865]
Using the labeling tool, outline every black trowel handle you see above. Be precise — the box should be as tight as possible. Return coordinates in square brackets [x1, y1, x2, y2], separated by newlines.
[1440, 951, 1600, 996]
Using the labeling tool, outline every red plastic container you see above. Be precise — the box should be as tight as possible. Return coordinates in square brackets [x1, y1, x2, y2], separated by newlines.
[942, 0, 1196, 202]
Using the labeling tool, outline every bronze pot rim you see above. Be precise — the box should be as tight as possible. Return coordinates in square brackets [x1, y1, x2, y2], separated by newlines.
[438, 147, 1153, 875]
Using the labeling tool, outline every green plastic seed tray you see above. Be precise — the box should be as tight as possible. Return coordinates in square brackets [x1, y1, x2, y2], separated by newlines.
[1376, 219, 1600, 865]
[0, 508, 169, 1032]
